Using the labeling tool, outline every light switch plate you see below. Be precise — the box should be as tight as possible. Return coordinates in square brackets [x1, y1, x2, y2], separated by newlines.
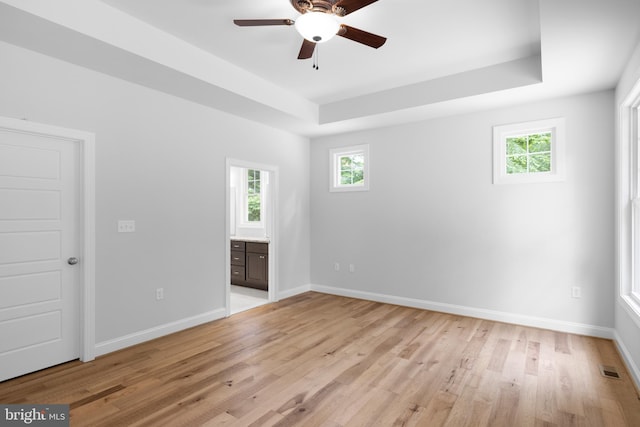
[117, 220, 136, 233]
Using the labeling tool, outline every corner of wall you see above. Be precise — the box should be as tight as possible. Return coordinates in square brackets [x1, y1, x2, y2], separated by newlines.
[614, 329, 640, 392]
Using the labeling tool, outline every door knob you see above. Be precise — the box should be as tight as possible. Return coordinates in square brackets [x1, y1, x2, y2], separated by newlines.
[67, 257, 79, 265]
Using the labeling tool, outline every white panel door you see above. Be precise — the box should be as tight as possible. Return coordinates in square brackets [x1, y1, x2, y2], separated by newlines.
[0, 128, 80, 382]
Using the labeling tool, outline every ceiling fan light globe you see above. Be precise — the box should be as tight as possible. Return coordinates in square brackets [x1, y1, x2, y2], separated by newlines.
[294, 12, 339, 43]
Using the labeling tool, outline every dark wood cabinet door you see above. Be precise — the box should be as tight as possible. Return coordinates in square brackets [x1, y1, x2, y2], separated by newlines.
[246, 252, 268, 289]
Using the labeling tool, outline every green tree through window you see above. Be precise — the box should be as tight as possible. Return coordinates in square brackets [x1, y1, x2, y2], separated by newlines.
[339, 154, 364, 185]
[247, 169, 260, 222]
[506, 132, 551, 174]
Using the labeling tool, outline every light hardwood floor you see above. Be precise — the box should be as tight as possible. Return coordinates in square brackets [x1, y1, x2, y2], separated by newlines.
[1, 292, 639, 426]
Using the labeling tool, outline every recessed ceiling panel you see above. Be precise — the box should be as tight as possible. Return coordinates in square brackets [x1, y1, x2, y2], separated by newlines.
[100, 0, 541, 104]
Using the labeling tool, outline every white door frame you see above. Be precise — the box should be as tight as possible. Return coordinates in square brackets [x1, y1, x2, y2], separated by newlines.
[225, 158, 278, 315]
[0, 116, 96, 362]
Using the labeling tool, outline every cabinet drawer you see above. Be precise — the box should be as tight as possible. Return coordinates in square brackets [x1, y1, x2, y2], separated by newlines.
[230, 250, 245, 266]
[230, 265, 245, 281]
[246, 242, 268, 254]
[230, 240, 245, 251]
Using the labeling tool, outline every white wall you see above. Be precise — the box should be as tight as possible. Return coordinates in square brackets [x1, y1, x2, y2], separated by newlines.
[0, 41, 311, 348]
[615, 39, 640, 386]
[311, 90, 615, 333]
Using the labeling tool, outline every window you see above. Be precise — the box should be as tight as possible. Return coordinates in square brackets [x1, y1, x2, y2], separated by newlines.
[493, 118, 565, 184]
[245, 169, 261, 223]
[619, 78, 640, 322]
[330, 144, 369, 192]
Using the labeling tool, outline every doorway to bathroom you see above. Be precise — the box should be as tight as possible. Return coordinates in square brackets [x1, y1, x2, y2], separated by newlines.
[226, 159, 278, 315]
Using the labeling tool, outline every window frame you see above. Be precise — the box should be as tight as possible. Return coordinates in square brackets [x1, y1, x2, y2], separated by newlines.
[493, 118, 566, 185]
[619, 76, 640, 326]
[629, 103, 640, 308]
[241, 168, 264, 227]
[329, 144, 370, 192]
[632, 197, 640, 307]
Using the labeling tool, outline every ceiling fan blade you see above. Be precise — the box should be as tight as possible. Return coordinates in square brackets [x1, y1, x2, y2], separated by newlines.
[338, 25, 386, 48]
[233, 19, 294, 26]
[335, 0, 379, 16]
[298, 39, 316, 59]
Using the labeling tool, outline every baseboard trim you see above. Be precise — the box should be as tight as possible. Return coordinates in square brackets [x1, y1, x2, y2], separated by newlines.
[277, 284, 311, 300]
[93, 284, 314, 358]
[613, 331, 640, 392]
[311, 284, 615, 339]
[94, 308, 227, 357]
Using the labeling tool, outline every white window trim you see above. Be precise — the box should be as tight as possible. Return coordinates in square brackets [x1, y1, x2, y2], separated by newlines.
[330, 144, 370, 192]
[622, 80, 640, 324]
[493, 118, 566, 184]
[631, 198, 640, 307]
[240, 168, 264, 228]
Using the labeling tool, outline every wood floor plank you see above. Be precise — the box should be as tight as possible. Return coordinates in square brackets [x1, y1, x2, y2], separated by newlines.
[463, 398, 493, 427]
[1, 292, 639, 426]
[342, 387, 399, 427]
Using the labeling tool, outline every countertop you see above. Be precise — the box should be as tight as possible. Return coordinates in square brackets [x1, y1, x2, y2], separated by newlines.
[231, 237, 270, 243]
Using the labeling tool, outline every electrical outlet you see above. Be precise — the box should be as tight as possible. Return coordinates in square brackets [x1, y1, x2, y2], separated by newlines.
[117, 220, 136, 233]
[334, 262, 340, 271]
[572, 286, 581, 299]
[156, 288, 164, 300]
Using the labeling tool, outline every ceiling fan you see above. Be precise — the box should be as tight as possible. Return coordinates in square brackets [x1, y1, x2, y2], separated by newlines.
[234, 0, 386, 62]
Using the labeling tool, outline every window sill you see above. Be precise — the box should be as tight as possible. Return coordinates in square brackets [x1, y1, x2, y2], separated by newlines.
[620, 295, 640, 329]
[238, 223, 264, 228]
[329, 185, 369, 193]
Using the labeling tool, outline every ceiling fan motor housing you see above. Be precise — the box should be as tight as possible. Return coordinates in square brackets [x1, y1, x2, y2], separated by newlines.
[291, 0, 347, 16]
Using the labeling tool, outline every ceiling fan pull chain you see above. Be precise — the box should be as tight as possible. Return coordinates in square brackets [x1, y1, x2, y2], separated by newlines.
[313, 45, 319, 70]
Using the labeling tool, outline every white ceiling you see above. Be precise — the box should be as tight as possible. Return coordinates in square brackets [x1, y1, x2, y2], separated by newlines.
[101, 0, 541, 105]
[0, 0, 639, 136]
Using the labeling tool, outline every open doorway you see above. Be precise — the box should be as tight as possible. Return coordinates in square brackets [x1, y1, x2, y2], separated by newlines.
[226, 159, 278, 315]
